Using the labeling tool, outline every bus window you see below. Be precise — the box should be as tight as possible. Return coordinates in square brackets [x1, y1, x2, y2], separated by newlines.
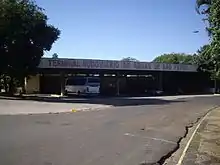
[66, 77, 87, 86]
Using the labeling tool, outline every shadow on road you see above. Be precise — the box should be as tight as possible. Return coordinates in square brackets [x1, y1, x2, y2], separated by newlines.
[0, 95, 185, 106]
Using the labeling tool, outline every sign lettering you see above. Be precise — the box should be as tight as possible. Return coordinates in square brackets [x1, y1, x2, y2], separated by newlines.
[39, 58, 197, 72]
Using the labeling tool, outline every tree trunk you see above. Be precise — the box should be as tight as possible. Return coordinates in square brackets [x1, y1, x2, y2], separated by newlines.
[8, 77, 14, 95]
[21, 77, 26, 94]
[3, 76, 8, 93]
[214, 79, 217, 94]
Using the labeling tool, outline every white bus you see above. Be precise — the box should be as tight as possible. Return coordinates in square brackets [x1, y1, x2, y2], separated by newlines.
[65, 77, 100, 95]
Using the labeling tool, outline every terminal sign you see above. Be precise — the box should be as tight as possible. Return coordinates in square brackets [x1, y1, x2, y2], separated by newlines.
[39, 58, 198, 72]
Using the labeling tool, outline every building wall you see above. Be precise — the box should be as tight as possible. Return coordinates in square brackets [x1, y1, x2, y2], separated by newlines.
[25, 75, 40, 94]
[40, 74, 61, 94]
[100, 77, 126, 96]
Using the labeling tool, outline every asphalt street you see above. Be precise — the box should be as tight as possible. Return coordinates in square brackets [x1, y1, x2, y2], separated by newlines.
[0, 96, 220, 165]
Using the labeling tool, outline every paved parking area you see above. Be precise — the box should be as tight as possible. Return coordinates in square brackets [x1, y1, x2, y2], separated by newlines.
[0, 94, 217, 115]
[0, 96, 220, 165]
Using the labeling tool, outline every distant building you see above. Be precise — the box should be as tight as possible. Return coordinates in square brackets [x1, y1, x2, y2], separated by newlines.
[24, 58, 211, 95]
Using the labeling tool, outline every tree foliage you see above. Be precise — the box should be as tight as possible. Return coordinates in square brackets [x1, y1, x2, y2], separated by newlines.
[153, 53, 196, 64]
[196, 0, 220, 80]
[52, 53, 58, 59]
[196, 0, 211, 14]
[0, 0, 60, 93]
[196, 45, 214, 72]
[121, 57, 139, 62]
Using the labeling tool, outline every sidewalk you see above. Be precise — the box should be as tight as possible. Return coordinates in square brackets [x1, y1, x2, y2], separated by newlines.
[181, 107, 220, 165]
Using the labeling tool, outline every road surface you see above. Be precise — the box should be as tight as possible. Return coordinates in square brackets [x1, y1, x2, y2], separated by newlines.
[0, 96, 219, 165]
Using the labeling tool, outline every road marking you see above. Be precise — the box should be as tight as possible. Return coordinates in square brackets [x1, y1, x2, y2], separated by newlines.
[177, 108, 216, 165]
[124, 133, 176, 144]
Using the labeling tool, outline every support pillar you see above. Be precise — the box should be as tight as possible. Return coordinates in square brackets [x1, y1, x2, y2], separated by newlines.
[99, 73, 104, 95]
[60, 72, 65, 96]
[214, 79, 219, 94]
[116, 73, 120, 96]
[159, 72, 163, 91]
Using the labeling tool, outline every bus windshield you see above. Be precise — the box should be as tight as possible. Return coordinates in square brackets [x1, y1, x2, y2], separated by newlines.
[66, 77, 87, 86]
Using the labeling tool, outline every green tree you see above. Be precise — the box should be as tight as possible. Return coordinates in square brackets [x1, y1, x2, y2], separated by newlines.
[121, 57, 139, 62]
[196, 45, 214, 73]
[0, 0, 60, 93]
[196, 0, 211, 14]
[52, 53, 58, 59]
[153, 53, 196, 64]
[196, 44, 220, 92]
[196, 0, 220, 92]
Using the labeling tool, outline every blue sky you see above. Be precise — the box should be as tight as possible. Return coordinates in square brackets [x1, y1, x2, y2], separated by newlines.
[36, 0, 209, 61]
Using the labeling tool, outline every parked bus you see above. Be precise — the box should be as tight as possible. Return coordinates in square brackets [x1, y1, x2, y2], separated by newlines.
[65, 77, 100, 95]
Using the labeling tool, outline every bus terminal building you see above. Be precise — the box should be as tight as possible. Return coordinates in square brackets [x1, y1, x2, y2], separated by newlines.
[25, 57, 212, 96]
